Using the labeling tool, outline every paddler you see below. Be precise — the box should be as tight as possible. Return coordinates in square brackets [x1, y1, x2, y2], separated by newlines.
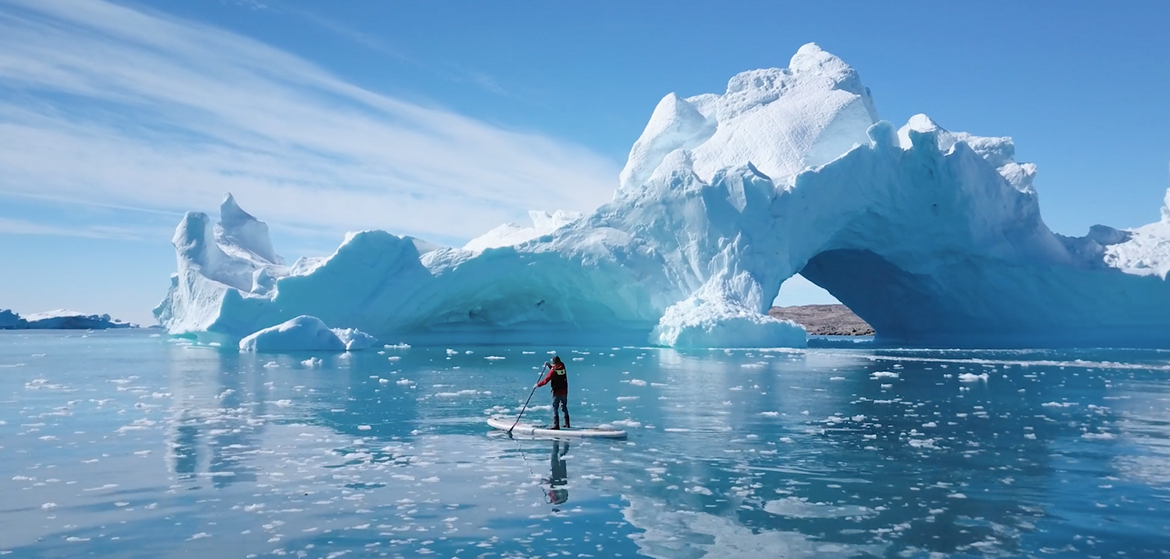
[535, 355, 570, 429]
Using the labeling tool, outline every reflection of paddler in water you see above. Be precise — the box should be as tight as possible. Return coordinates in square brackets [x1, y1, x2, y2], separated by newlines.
[544, 440, 569, 506]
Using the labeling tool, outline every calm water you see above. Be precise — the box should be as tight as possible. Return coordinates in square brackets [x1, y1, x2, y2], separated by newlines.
[3, 330, 1170, 558]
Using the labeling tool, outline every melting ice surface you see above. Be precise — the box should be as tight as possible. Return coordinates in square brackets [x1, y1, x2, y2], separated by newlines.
[4, 331, 1170, 557]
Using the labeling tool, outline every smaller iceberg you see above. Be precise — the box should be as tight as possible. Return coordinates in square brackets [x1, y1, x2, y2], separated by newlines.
[238, 315, 377, 352]
[0, 309, 135, 330]
[653, 283, 807, 348]
[0, 309, 26, 329]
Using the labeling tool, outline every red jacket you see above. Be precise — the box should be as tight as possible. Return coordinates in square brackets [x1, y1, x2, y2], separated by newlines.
[537, 363, 568, 395]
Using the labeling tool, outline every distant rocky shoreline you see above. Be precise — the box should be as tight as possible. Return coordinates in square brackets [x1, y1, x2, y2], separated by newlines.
[768, 304, 874, 336]
[0, 309, 136, 330]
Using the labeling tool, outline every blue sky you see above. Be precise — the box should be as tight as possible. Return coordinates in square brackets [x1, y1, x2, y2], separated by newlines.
[1, 0, 1169, 324]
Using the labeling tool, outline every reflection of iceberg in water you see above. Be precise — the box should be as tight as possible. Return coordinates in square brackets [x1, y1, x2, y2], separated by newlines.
[161, 349, 423, 486]
[606, 349, 1170, 557]
[165, 350, 269, 487]
[1108, 377, 1170, 486]
[623, 495, 884, 559]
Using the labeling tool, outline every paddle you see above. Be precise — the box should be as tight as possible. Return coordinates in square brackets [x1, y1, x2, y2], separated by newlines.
[509, 363, 550, 435]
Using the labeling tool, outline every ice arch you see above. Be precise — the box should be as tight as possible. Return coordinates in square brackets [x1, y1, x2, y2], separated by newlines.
[156, 44, 1170, 348]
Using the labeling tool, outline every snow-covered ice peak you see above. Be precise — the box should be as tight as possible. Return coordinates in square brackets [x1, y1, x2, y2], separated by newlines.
[217, 193, 283, 265]
[619, 42, 879, 194]
[898, 114, 1037, 194]
[462, 209, 583, 252]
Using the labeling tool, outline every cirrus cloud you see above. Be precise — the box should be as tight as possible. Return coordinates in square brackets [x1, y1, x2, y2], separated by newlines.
[0, 0, 622, 244]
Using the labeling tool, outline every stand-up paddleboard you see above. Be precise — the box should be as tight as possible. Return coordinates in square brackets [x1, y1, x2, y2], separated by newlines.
[487, 416, 627, 439]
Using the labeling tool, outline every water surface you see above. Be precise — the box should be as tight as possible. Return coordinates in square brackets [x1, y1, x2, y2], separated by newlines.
[3, 330, 1169, 557]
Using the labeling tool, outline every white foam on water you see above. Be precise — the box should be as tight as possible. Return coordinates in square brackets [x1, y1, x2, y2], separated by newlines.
[434, 390, 482, 398]
[867, 355, 1170, 371]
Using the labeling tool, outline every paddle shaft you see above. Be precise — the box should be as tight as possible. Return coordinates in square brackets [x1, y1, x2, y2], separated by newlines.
[509, 364, 549, 434]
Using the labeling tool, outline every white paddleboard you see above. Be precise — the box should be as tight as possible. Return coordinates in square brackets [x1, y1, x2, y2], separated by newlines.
[487, 416, 627, 439]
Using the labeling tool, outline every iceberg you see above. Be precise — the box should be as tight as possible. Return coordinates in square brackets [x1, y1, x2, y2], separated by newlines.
[0, 309, 26, 329]
[238, 315, 377, 352]
[462, 210, 584, 253]
[156, 43, 1170, 349]
[0, 309, 135, 330]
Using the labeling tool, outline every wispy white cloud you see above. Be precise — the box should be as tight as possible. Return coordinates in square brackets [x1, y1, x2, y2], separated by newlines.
[0, 0, 622, 244]
[0, 216, 151, 240]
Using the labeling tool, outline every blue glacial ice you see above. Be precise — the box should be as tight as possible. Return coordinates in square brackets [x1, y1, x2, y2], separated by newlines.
[155, 43, 1170, 349]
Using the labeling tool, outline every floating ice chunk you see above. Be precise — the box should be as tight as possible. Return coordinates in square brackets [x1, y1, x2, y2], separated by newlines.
[301, 357, 322, 368]
[653, 283, 808, 349]
[628, 379, 648, 387]
[870, 371, 899, 379]
[333, 328, 377, 351]
[240, 316, 375, 352]
[1082, 432, 1116, 440]
[908, 438, 937, 449]
[958, 372, 989, 382]
[434, 390, 480, 398]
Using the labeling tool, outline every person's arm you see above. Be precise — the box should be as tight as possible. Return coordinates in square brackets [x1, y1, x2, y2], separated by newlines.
[536, 365, 553, 387]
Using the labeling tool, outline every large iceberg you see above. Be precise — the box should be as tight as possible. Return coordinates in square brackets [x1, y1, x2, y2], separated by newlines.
[156, 43, 1170, 349]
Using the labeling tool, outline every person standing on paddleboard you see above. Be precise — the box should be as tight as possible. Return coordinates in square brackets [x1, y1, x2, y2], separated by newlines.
[536, 356, 570, 429]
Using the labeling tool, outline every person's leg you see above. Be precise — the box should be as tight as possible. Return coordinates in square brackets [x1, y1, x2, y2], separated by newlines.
[551, 395, 562, 428]
[561, 395, 570, 429]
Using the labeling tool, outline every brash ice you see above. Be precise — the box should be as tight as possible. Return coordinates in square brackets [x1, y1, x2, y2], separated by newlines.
[155, 44, 1170, 349]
